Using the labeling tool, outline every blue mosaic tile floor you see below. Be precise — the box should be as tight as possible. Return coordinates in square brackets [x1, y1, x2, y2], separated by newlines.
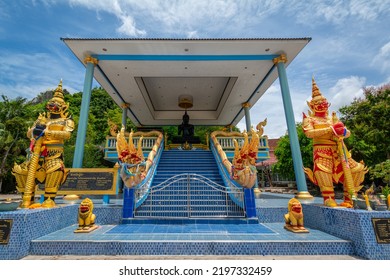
[33, 222, 349, 242]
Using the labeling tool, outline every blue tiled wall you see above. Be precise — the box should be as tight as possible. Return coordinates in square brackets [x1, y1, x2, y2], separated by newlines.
[0, 204, 122, 259]
[303, 204, 390, 260]
[256, 207, 286, 223]
[0, 205, 78, 260]
[94, 206, 123, 224]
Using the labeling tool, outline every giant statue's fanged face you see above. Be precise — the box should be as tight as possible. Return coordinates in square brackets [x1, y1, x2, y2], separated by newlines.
[310, 97, 330, 114]
[46, 97, 65, 115]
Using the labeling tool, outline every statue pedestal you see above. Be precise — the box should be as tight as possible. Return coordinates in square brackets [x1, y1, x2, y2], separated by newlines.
[172, 136, 201, 144]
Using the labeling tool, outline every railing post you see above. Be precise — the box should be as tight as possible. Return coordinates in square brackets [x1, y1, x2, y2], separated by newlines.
[123, 187, 135, 219]
[244, 188, 256, 218]
[187, 173, 191, 218]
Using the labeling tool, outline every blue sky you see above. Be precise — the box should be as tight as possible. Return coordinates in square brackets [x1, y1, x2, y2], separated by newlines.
[1, 0, 389, 138]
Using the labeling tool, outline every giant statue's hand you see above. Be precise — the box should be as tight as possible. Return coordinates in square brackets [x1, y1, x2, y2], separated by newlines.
[332, 122, 346, 136]
[33, 125, 46, 138]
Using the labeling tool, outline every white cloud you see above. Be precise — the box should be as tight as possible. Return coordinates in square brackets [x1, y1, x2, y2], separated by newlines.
[65, 0, 390, 38]
[0, 51, 84, 99]
[328, 76, 365, 110]
[238, 85, 290, 139]
[186, 31, 199, 39]
[294, 0, 390, 27]
[116, 14, 146, 37]
[69, 0, 146, 36]
[65, 0, 280, 37]
[372, 41, 390, 73]
[349, 0, 389, 21]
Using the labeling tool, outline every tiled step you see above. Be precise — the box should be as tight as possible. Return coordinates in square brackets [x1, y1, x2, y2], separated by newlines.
[28, 222, 355, 256]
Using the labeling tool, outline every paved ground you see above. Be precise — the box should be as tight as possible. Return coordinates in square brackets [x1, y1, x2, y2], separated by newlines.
[21, 254, 361, 260]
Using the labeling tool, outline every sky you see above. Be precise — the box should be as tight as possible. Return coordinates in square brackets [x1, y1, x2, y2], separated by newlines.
[0, 0, 389, 138]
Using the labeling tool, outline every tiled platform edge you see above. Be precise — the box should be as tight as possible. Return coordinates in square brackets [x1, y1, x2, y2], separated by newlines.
[302, 204, 390, 260]
[0, 205, 122, 259]
[29, 238, 353, 257]
[0, 205, 78, 260]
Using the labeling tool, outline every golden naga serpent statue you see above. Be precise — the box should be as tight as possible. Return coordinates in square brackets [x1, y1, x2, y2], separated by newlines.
[116, 126, 163, 188]
[211, 119, 267, 188]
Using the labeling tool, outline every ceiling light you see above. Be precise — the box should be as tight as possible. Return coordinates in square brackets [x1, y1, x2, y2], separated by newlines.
[178, 95, 193, 109]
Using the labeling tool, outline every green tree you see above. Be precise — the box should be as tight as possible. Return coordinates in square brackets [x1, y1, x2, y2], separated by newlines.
[273, 124, 313, 180]
[0, 96, 32, 193]
[339, 84, 390, 166]
[369, 160, 390, 187]
[63, 87, 131, 168]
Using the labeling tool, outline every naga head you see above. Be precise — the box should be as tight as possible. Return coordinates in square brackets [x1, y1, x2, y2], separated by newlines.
[46, 80, 69, 118]
[307, 77, 330, 115]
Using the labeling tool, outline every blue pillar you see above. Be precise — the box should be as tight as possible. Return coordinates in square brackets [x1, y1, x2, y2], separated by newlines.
[72, 56, 97, 168]
[122, 188, 135, 219]
[242, 102, 252, 132]
[273, 54, 312, 199]
[121, 103, 128, 127]
[244, 188, 256, 218]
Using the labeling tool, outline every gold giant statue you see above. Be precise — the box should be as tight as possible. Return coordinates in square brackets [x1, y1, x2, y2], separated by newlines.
[12, 81, 74, 208]
[303, 78, 367, 207]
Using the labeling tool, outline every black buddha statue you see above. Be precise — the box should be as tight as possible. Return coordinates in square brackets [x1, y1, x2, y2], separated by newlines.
[178, 111, 194, 139]
[172, 111, 200, 144]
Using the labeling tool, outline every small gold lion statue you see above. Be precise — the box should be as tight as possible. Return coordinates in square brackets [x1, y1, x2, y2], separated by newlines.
[284, 198, 309, 233]
[75, 198, 97, 233]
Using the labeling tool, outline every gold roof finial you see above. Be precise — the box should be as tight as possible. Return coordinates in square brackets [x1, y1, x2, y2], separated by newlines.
[311, 76, 322, 99]
[310, 76, 327, 103]
[53, 79, 64, 100]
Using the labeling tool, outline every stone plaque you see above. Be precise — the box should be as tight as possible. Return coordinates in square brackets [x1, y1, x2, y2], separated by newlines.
[36, 167, 118, 195]
[0, 219, 13, 245]
[372, 218, 390, 244]
[62, 171, 113, 191]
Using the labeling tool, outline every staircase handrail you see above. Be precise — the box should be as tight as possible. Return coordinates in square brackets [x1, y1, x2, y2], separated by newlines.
[210, 137, 245, 208]
[132, 138, 164, 208]
[146, 173, 243, 195]
[134, 172, 245, 218]
[214, 135, 268, 150]
[106, 135, 161, 151]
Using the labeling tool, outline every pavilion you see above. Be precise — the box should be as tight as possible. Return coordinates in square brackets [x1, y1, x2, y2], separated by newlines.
[61, 38, 312, 198]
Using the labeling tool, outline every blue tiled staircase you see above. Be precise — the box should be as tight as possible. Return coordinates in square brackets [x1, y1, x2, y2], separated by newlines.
[152, 150, 223, 185]
[134, 150, 245, 218]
